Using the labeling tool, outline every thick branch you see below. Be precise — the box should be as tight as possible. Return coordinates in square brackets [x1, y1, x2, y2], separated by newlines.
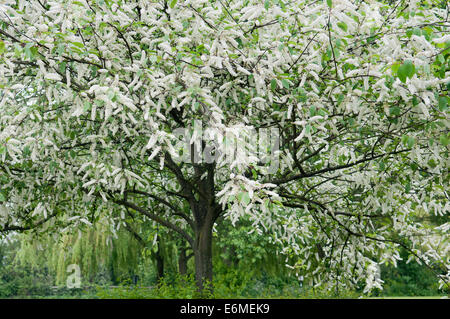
[114, 199, 194, 247]
[271, 148, 410, 185]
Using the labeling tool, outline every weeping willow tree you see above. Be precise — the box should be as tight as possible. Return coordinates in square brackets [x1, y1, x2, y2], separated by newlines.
[14, 218, 143, 286]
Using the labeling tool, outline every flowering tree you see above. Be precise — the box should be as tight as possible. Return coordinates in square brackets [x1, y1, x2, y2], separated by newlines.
[0, 0, 448, 292]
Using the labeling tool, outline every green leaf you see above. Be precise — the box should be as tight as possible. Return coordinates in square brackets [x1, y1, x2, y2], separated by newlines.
[401, 135, 408, 146]
[238, 192, 251, 206]
[337, 22, 347, 32]
[439, 64, 446, 79]
[272, 200, 283, 207]
[169, 0, 178, 9]
[83, 101, 92, 111]
[391, 62, 401, 74]
[264, 0, 270, 10]
[440, 134, 449, 147]
[23, 146, 31, 157]
[71, 42, 85, 48]
[397, 60, 415, 83]
[270, 79, 277, 91]
[397, 68, 407, 83]
[188, 101, 197, 111]
[438, 96, 447, 111]
[0, 40, 5, 54]
[326, 0, 332, 8]
[0, 192, 5, 202]
[412, 28, 422, 36]
[305, 124, 312, 135]
[94, 99, 105, 107]
[389, 106, 401, 116]
[59, 62, 66, 74]
[30, 46, 38, 58]
[405, 182, 411, 193]
[427, 159, 437, 168]
[407, 136, 415, 148]
[281, 79, 290, 89]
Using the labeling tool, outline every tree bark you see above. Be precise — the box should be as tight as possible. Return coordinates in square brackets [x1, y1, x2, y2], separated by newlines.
[153, 236, 164, 282]
[155, 252, 164, 282]
[193, 216, 214, 293]
[178, 247, 188, 276]
[178, 162, 219, 293]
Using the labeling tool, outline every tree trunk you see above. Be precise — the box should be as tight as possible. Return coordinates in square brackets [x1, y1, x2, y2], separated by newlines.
[178, 247, 188, 276]
[154, 236, 164, 282]
[155, 252, 164, 281]
[189, 164, 219, 293]
[193, 219, 213, 293]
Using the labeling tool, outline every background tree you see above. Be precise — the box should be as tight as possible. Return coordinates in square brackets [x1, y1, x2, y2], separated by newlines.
[0, 0, 448, 292]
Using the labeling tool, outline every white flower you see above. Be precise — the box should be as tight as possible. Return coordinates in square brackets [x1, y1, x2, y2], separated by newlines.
[44, 73, 62, 81]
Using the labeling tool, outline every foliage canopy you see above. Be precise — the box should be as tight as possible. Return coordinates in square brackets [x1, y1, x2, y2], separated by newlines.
[0, 0, 449, 292]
